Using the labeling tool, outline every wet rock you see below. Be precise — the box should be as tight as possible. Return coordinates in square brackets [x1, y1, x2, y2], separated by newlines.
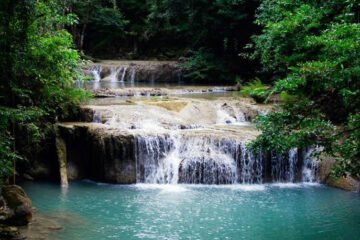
[67, 161, 79, 180]
[327, 175, 360, 192]
[317, 154, 337, 183]
[0, 224, 21, 239]
[0, 185, 32, 226]
[100, 67, 111, 79]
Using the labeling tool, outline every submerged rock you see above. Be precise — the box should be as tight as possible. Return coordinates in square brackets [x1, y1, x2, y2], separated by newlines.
[0, 185, 32, 226]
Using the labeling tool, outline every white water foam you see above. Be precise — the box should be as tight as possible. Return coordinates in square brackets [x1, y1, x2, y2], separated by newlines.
[134, 184, 188, 193]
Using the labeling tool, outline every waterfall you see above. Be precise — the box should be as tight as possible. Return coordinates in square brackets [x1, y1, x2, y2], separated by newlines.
[288, 148, 298, 182]
[271, 148, 298, 182]
[133, 133, 319, 185]
[302, 148, 319, 182]
[93, 111, 102, 123]
[90, 65, 102, 82]
[135, 135, 173, 183]
[217, 109, 237, 124]
[150, 72, 155, 86]
[216, 105, 247, 125]
[130, 68, 136, 83]
[120, 67, 127, 82]
[177, 137, 239, 184]
[60, 125, 320, 185]
[239, 145, 263, 184]
[134, 135, 265, 184]
[105, 67, 122, 82]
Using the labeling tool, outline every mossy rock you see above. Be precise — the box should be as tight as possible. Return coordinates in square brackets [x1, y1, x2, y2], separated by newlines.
[0, 185, 32, 226]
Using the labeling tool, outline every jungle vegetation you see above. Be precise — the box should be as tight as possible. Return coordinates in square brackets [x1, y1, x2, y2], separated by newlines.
[0, 0, 359, 182]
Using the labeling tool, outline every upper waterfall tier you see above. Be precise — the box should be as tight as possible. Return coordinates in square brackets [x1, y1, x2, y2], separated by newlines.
[83, 60, 182, 83]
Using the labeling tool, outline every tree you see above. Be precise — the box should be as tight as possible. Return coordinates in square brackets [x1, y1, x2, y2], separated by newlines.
[65, 0, 127, 53]
[0, 0, 89, 183]
[249, 0, 360, 178]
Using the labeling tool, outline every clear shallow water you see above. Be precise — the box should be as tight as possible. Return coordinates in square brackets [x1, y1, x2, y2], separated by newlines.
[22, 181, 360, 240]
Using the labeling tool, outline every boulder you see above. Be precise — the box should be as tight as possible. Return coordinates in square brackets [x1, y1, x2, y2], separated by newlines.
[326, 175, 360, 192]
[0, 185, 32, 226]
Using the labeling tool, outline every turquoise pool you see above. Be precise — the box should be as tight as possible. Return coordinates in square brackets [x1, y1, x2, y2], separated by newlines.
[22, 181, 360, 240]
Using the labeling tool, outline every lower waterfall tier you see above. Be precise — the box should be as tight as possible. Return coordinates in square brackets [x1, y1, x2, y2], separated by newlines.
[57, 124, 318, 184]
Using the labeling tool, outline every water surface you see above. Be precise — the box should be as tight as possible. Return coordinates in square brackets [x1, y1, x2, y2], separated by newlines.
[22, 181, 360, 240]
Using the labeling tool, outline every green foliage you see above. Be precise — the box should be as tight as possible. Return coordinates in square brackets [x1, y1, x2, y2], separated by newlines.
[68, 0, 128, 52]
[240, 79, 270, 103]
[68, 0, 259, 80]
[0, 106, 46, 183]
[250, 0, 360, 178]
[0, 0, 89, 182]
[181, 51, 232, 83]
[279, 92, 297, 103]
[332, 114, 360, 178]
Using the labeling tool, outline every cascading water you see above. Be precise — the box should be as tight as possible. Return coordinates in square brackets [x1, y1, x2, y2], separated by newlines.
[88, 102, 319, 185]
[150, 73, 155, 86]
[132, 134, 319, 184]
[90, 66, 102, 82]
[217, 104, 248, 125]
[93, 111, 102, 123]
[177, 137, 239, 184]
[120, 67, 127, 82]
[130, 68, 136, 83]
[271, 149, 298, 183]
[302, 147, 319, 182]
[135, 135, 173, 183]
[288, 148, 298, 182]
[239, 145, 263, 184]
[104, 67, 122, 82]
[134, 134, 265, 184]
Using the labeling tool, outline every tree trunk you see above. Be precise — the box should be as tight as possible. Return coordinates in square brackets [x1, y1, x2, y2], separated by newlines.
[79, 2, 93, 50]
[80, 23, 87, 50]
[112, 0, 117, 9]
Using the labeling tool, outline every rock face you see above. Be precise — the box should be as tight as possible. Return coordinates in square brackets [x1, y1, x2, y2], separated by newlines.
[0, 185, 32, 226]
[57, 124, 137, 184]
[317, 154, 360, 192]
